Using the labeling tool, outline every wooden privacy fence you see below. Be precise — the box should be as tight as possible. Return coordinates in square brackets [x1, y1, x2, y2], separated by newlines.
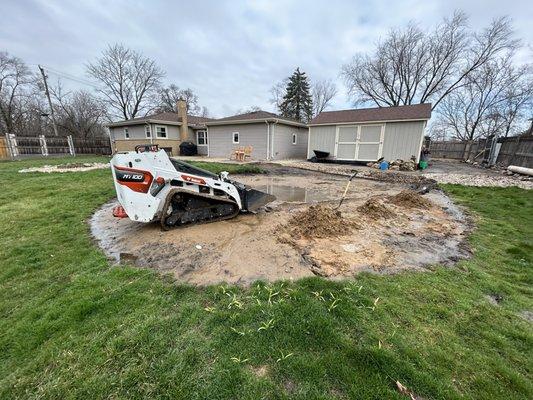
[1, 133, 112, 159]
[430, 136, 533, 168]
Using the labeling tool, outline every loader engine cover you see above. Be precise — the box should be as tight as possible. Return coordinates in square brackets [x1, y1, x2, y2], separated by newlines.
[110, 148, 275, 228]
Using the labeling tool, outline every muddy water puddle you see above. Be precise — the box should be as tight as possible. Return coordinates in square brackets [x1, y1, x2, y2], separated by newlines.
[90, 172, 470, 286]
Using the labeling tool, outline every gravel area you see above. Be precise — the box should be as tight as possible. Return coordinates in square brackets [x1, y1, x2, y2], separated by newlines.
[278, 160, 532, 190]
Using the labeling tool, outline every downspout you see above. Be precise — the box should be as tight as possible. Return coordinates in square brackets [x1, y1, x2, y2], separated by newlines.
[272, 119, 278, 161]
[265, 120, 270, 160]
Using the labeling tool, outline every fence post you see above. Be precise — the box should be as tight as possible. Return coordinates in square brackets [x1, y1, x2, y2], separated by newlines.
[39, 135, 49, 156]
[6, 133, 19, 158]
[67, 135, 76, 156]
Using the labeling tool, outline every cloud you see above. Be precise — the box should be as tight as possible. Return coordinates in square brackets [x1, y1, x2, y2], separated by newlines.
[1, 0, 531, 117]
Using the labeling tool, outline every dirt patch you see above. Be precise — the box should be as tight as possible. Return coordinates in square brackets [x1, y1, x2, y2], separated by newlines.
[388, 190, 432, 209]
[486, 293, 504, 306]
[283, 205, 358, 239]
[357, 199, 395, 219]
[248, 365, 269, 378]
[90, 170, 470, 285]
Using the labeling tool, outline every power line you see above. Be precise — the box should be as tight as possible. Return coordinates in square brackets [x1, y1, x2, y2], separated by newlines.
[39, 65, 102, 89]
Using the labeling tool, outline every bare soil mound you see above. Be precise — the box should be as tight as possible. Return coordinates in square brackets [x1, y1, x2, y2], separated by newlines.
[388, 190, 432, 209]
[285, 205, 358, 239]
[357, 200, 395, 220]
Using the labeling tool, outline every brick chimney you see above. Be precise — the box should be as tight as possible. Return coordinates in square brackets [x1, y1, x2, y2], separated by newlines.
[177, 98, 188, 142]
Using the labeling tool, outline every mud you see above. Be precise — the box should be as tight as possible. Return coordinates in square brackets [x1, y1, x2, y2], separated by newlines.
[90, 169, 471, 286]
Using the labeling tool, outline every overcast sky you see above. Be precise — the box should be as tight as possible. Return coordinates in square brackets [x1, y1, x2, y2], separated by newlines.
[1, 0, 532, 118]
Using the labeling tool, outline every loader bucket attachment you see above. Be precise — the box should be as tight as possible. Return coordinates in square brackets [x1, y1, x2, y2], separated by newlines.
[243, 188, 276, 212]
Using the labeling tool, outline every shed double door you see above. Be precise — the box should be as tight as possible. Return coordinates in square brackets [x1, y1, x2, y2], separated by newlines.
[335, 124, 384, 161]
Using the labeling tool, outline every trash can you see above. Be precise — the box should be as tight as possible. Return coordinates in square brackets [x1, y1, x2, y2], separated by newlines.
[179, 141, 198, 156]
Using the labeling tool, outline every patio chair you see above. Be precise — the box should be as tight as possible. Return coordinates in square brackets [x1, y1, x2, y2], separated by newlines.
[230, 146, 244, 161]
[243, 145, 253, 161]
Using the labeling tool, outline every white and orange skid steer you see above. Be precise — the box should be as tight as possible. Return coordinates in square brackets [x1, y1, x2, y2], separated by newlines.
[110, 144, 275, 229]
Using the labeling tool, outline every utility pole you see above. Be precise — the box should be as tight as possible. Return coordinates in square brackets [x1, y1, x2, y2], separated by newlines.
[38, 65, 59, 137]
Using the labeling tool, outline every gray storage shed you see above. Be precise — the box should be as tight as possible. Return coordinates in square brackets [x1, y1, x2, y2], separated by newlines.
[308, 104, 431, 163]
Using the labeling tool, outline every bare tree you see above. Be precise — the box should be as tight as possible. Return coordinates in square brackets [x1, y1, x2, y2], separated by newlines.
[269, 79, 288, 111]
[0, 51, 35, 134]
[199, 106, 210, 118]
[233, 106, 262, 115]
[87, 44, 165, 120]
[436, 55, 530, 140]
[342, 12, 519, 110]
[157, 84, 201, 115]
[50, 82, 107, 138]
[312, 79, 337, 116]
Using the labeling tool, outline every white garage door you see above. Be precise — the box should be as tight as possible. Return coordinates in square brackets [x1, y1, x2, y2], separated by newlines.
[335, 124, 384, 161]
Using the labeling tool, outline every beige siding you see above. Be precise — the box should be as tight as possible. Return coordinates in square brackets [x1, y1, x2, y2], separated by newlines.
[307, 125, 336, 158]
[113, 139, 181, 155]
[272, 124, 308, 160]
[208, 123, 268, 159]
[382, 121, 425, 163]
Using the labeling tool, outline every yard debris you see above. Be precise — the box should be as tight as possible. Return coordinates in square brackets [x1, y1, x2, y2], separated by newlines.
[367, 158, 417, 171]
[19, 162, 109, 173]
[283, 205, 358, 239]
[395, 381, 425, 400]
[388, 190, 432, 209]
[357, 199, 395, 219]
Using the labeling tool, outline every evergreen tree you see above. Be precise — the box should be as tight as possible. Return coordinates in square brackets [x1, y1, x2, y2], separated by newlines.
[279, 68, 313, 122]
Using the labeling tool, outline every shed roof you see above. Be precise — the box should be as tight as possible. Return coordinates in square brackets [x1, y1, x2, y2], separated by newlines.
[309, 104, 432, 125]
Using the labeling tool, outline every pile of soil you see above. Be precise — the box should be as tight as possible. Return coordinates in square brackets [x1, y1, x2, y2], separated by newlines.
[357, 200, 395, 220]
[388, 190, 432, 209]
[284, 205, 357, 239]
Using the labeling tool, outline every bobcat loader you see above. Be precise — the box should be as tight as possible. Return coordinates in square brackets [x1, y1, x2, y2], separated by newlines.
[110, 145, 275, 229]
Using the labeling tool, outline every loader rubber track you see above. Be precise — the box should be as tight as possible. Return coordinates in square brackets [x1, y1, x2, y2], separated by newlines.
[160, 188, 240, 230]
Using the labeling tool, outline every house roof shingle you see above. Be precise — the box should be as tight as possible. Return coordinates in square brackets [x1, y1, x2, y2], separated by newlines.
[207, 110, 306, 126]
[309, 103, 432, 125]
[108, 112, 215, 127]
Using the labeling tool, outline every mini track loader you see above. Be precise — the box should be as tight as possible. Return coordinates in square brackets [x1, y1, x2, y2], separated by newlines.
[110, 145, 275, 229]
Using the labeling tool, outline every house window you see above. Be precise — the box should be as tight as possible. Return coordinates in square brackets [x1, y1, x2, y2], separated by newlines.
[155, 125, 167, 138]
[145, 125, 151, 138]
[124, 128, 129, 139]
[232, 132, 239, 144]
[292, 133, 297, 145]
[197, 130, 208, 146]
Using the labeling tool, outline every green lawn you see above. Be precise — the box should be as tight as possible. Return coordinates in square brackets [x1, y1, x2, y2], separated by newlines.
[187, 161, 263, 175]
[0, 156, 531, 399]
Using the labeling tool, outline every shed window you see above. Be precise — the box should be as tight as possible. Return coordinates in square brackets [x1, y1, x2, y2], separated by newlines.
[197, 130, 208, 145]
[232, 132, 239, 144]
[145, 125, 151, 138]
[124, 128, 129, 139]
[155, 125, 167, 138]
[292, 133, 297, 145]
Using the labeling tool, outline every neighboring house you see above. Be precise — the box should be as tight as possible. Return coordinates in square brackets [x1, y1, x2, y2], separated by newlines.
[308, 103, 431, 163]
[107, 106, 308, 160]
[107, 100, 214, 156]
[205, 111, 308, 160]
